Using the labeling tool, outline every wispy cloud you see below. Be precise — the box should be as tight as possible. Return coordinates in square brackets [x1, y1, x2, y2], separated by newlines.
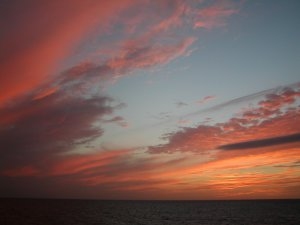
[176, 101, 188, 108]
[196, 95, 216, 105]
[194, 0, 240, 29]
[104, 116, 129, 128]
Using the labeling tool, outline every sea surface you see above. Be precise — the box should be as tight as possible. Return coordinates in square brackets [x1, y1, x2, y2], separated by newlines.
[0, 199, 299, 225]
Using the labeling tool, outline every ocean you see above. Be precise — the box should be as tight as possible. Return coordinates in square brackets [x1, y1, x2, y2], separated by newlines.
[0, 199, 299, 225]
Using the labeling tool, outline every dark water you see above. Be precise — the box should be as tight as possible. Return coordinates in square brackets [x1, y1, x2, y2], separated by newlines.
[0, 199, 299, 225]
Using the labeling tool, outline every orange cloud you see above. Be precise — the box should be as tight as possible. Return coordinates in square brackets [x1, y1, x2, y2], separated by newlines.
[198, 170, 300, 199]
[1, 141, 299, 199]
[139, 143, 300, 199]
[50, 150, 132, 176]
[195, 147, 300, 199]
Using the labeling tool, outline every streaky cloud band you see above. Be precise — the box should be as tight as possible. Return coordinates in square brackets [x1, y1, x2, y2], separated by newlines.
[218, 133, 300, 150]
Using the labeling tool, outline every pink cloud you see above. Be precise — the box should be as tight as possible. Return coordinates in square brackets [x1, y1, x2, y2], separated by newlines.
[194, 0, 239, 29]
[0, 0, 241, 106]
[149, 84, 300, 154]
[1, 165, 39, 177]
[178, 119, 191, 125]
[196, 95, 216, 105]
[108, 37, 196, 73]
[0, 0, 138, 105]
[46, 0, 240, 91]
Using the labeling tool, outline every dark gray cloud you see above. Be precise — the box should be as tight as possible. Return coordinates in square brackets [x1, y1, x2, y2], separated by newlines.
[274, 161, 300, 168]
[176, 101, 188, 108]
[218, 133, 300, 150]
[0, 82, 123, 171]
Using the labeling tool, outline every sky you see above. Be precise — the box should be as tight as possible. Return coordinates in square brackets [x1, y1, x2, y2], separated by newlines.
[0, 0, 300, 200]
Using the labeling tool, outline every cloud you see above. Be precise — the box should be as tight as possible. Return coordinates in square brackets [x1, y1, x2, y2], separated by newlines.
[137, 85, 285, 133]
[177, 119, 191, 125]
[49, 149, 132, 176]
[274, 161, 300, 168]
[1, 135, 299, 199]
[0, 0, 207, 176]
[149, 83, 300, 154]
[104, 116, 129, 128]
[0, 81, 291, 199]
[186, 86, 280, 118]
[1, 166, 40, 177]
[0, 82, 124, 171]
[194, 0, 240, 29]
[196, 169, 300, 199]
[176, 101, 188, 108]
[0, 0, 202, 178]
[0, 0, 137, 105]
[73, 0, 241, 86]
[1, 0, 242, 106]
[107, 37, 196, 75]
[146, 142, 300, 199]
[242, 86, 300, 121]
[196, 95, 216, 105]
[152, 112, 172, 121]
[0, 148, 191, 199]
[0, 0, 245, 199]
[219, 133, 300, 150]
[50, 37, 196, 97]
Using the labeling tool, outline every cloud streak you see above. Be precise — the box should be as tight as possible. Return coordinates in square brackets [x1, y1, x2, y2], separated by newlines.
[219, 133, 300, 150]
[194, 0, 240, 29]
[196, 95, 216, 105]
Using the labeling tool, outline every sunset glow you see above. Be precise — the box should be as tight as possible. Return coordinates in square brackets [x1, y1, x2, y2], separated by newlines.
[1, 0, 299, 200]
